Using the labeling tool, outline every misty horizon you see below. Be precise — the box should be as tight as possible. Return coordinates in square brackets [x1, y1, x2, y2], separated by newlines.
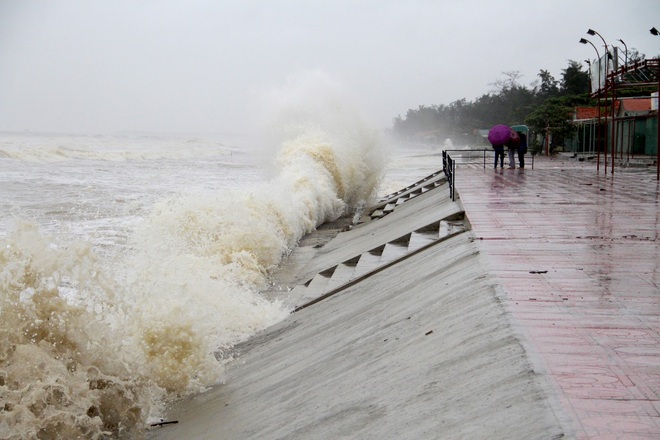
[1, 1, 659, 135]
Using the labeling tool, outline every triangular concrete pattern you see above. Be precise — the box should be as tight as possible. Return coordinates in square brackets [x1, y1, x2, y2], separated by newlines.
[292, 214, 466, 311]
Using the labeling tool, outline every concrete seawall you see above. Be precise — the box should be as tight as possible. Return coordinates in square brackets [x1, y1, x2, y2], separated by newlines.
[148, 174, 567, 439]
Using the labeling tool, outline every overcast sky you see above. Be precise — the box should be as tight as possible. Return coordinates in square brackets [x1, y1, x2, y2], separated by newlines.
[1, 0, 659, 135]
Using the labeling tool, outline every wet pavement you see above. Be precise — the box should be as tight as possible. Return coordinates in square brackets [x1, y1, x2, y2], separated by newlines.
[458, 156, 660, 439]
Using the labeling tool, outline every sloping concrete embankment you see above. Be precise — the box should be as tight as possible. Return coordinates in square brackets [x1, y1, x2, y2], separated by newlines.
[149, 172, 567, 440]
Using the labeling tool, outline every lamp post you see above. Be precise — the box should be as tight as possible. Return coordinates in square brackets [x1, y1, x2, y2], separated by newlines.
[652, 27, 659, 180]
[587, 29, 609, 59]
[617, 39, 628, 67]
[584, 59, 592, 92]
[581, 38, 603, 172]
[584, 59, 593, 155]
[587, 29, 615, 174]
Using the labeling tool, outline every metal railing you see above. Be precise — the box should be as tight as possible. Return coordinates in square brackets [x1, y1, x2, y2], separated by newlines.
[442, 148, 534, 200]
[442, 150, 456, 201]
[444, 148, 496, 168]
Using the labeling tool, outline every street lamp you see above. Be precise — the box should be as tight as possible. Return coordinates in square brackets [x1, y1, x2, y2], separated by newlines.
[580, 38, 600, 59]
[587, 29, 609, 52]
[617, 39, 628, 66]
[580, 39, 600, 94]
[652, 27, 660, 179]
[587, 29, 612, 71]
[580, 37, 603, 171]
[580, 38, 601, 88]
[586, 29, 616, 174]
[580, 38, 600, 57]
[584, 59, 592, 86]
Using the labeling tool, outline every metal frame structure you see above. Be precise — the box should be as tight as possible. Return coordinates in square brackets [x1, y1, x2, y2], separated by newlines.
[591, 57, 660, 179]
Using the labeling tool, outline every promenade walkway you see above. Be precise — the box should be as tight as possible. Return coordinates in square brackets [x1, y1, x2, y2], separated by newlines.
[458, 156, 660, 439]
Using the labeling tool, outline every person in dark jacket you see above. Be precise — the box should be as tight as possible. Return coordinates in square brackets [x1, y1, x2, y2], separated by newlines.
[492, 144, 505, 169]
[517, 132, 528, 168]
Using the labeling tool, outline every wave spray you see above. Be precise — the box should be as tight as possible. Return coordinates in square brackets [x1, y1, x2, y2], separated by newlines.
[0, 72, 386, 438]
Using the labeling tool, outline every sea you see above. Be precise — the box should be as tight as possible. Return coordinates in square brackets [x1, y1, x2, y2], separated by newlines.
[0, 123, 445, 438]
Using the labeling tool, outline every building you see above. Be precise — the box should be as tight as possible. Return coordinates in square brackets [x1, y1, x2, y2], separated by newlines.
[567, 97, 657, 157]
[566, 57, 658, 177]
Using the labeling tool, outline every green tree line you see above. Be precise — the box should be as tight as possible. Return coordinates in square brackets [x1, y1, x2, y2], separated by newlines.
[391, 60, 594, 152]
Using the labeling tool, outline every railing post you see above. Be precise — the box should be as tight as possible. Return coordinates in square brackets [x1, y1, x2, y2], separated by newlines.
[451, 159, 456, 201]
[448, 154, 452, 199]
[445, 152, 453, 201]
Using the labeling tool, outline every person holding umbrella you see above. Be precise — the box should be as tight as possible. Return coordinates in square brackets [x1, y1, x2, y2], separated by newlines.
[505, 131, 521, 169]
[517, 131, 528, 168]
[492, 144, 505, 169]
[488, 124, 513, 169]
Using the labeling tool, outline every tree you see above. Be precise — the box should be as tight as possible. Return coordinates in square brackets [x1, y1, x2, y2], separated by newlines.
[537, 70, 559, 100]
[499, 85, 536, 124]
[391, 59, 596, 147]
[560, 60, 590, 96]
[489, 71, 523, 94]
[525, 98, 576, 153]
[627, 48, 645, 63]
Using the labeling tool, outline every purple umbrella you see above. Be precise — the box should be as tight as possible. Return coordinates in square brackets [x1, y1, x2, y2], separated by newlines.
[488, 124, 513, 145]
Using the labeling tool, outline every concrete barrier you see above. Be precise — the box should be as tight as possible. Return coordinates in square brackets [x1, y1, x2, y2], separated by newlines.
[148, 177, 566, 440]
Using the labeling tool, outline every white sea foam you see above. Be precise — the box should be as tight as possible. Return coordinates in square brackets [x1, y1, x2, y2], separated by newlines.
[0, 133, 239, 162]
[0, 78, 387, 438]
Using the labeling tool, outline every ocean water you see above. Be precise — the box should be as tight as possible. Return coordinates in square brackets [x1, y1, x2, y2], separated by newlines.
[0, 103, 447, 438]
[0, 119, 452, 439]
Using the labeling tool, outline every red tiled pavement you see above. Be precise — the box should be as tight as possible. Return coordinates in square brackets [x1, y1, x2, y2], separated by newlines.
[457, 156, 660, 439]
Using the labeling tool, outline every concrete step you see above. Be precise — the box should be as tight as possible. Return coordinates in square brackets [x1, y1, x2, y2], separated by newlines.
[323, 257, 359, 293]
[408, 230, 438, 252]
[292, 267, 336, 306]
[395, 195, 409, 205]
[380, 241, 409, 265]
[354, 250, 383, 278]
[439, 219, 465, 238]
[304, 267, 335, 294]
[370, 209, 384, 219]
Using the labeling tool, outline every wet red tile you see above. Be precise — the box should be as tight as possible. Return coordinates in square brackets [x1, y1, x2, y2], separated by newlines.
[458, 156, 660, 439]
